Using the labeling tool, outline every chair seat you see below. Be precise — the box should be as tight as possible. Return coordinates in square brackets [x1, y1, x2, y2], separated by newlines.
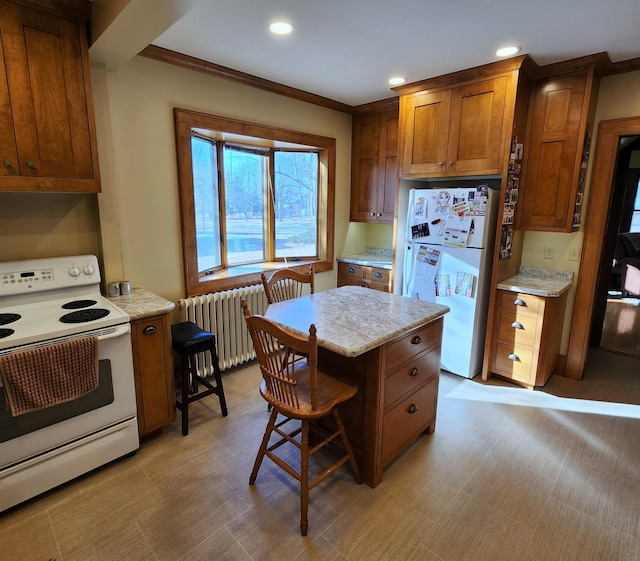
[171, 321, 215, 354]
[259, 364, 357, 419]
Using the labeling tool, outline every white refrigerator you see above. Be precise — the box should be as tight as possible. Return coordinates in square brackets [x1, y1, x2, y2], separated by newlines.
[402, 184, 498, 378]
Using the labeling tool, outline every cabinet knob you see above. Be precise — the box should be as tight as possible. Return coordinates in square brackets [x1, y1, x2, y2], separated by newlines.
[513, 298, 526, 306]
[410, 335, 422, 345]
[511, 321, 524, 329]
[370, 212, 375, 216]
[437, 162, 444, 167]
[26, 160, 35, 168]
[407, 404, 418, 414]
[447, 161, 453, 167]
[377, 213, 382, 216]
[143, 325, 157, 335]
[348, 267, 355, 273]
[409, 367, 420, 377]
[3, 159, 12, 167]
[556, 217, 562, 222]
[508, 353, 520, 361]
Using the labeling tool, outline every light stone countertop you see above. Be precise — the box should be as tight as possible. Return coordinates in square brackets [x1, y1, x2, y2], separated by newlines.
[264, 285, 448, 357]
[108, 287, 175, 320]
[497, 267, 574, 297]
[338, 248, 393, 270]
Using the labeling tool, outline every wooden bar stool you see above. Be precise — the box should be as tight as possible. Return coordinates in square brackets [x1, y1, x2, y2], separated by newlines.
[171, 321, 228, 436]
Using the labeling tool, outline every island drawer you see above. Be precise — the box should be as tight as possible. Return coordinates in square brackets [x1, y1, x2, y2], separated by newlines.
[364, 267, 390, 285]
[384, 347, 439, 407]
[385, 320, 441, 371]
[381, 377, 438, 466]
[500, 292, 542, 315]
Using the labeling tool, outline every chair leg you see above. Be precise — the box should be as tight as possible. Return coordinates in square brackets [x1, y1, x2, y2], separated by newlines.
[250, 408, 278, 484]
[300, 419, 310, 536]
[332, 409, 362, 484]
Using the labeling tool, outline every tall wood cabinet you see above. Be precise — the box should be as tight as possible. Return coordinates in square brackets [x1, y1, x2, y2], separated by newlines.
[517, 64, 600, 232]
[0, 0, 100, 192]
[350, 108, 398, 223]
[131, 313, 176, 437]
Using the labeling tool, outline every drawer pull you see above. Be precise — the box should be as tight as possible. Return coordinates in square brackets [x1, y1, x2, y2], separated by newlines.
[374, 272, 382, 278]
[3, 159, 12, 166]
[410, 335, 422, 345]
[511, 321, 524, 329]
[513, 298, 526, 306]
[507, 353, 520, 361]
[26, 160, 35, 168]
[408, 404, 418, 414]
[409, 367, 420, 377]
[143, 326, 157, 335]
[348, 267, 355, 273]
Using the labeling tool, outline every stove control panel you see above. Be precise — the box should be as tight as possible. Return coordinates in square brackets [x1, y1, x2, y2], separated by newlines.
[0, 255, 101, 297]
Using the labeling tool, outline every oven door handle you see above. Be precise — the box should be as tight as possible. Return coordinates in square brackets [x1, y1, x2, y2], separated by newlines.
[97, 323, 131, 341]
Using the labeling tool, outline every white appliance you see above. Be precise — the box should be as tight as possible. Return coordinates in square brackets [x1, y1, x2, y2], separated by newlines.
[402, 183, 499, 378]
[0, 255, 139, 512]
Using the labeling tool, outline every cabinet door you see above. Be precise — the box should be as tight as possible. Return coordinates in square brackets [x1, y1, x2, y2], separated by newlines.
[131, 314, 175, 435]
[377, 110, 398, 223]
[400, 89, 450, 176]
[350, 113, 381, 221]
[0, 30, 19, 177]
[0, 1, 94, 180]
[518, 74, 587, 231]
[447, 76, 507, 174]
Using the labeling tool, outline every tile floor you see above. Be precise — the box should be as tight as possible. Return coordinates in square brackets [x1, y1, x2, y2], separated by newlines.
[1, 350, 640, 561]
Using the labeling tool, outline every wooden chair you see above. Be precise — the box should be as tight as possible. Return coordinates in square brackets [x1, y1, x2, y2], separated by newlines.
[261, 265, 314, 305]
[241, 300, 361, 536]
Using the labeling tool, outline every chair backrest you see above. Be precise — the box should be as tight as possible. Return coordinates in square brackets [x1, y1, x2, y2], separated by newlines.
[261, 265, 314, 305]
[241, 300, 319, 410]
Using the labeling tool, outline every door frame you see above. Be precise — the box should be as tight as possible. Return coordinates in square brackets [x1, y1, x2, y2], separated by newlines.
[565, 116, 640, 379]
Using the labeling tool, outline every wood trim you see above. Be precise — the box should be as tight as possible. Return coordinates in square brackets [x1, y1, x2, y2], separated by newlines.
[392, 55, 529, 96]
[565, 116, 640, 379]
[8, 0, 91, 20]
[139, 45, 354, 115]
[352, 97, 399, 116]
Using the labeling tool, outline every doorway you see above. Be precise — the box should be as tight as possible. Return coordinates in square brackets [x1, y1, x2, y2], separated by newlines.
[566, 117, 640, 379]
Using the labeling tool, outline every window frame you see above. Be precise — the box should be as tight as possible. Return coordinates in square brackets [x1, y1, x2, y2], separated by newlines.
[174, 108, 335, 296]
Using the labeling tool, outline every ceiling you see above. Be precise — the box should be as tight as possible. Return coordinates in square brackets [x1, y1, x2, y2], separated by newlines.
[90, 0, 640, 108]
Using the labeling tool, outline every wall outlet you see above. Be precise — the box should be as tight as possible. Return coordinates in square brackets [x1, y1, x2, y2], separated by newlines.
[568, 248, 580, 261]
[544, 244, 555, 259]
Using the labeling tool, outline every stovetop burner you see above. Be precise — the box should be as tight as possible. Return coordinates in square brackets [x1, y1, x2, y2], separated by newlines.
[0, 328, 14, 339]
[62, 299, 98, 310]
[59, 308, 110, 324]
[0, 313, 21, 326]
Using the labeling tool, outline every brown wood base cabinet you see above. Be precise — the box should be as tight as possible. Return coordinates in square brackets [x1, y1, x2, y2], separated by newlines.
[319, 318, 442, 487]
[489, 290, 567, 389]
[337, 262, 391, 292]
[130, 313, 176, 437]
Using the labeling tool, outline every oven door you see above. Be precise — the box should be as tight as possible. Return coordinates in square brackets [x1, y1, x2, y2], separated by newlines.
[0, 323, 137, 469]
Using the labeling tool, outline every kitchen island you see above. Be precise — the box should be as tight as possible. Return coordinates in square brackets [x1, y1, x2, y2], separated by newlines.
[264, 286, 449, 487]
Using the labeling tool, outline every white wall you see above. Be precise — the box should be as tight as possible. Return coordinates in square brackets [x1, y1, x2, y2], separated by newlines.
[91, 56, 353, 303]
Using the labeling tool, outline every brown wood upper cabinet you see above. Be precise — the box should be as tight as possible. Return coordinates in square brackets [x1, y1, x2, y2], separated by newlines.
[0, 0, 100, 192]
[350, 109, 398, 223]
[517, 69, 599, 232]
[398, 76, 509, 178]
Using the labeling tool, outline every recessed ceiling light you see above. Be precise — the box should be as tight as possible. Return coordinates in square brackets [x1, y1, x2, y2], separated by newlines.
[269, 21, 293, 35]
[496, 45, 521, 57]
[389, 77, 406, 86]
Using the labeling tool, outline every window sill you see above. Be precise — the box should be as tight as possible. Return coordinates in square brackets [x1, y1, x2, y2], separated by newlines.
[187, 259, 332, 296]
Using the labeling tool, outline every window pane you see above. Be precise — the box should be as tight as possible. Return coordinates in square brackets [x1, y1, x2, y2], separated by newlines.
[224, 147, 266, 265]
[273, 151, 318, 258]
[631, 179, 640, 232]
[191, 137, 221, 273]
